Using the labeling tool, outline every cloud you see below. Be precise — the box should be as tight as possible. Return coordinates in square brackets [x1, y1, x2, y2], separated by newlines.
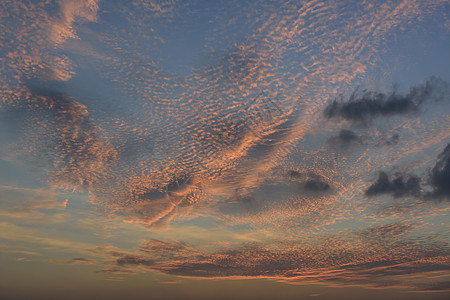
[138, 239, 203, 261]
[304, 179, 330, 192]
[383, 134, 400, 146]
[365, 171, 421, 198]
[50, 0, 99, 46]
[68, 257, 96, 264]
[428, 143, 450, 200]
[106, 232, 449, 292]
[130, 0, 179, 19]
[360, 222, 413, 239]
[287, 170, 304, 179]
[116, 255, 154, 267]
[2, 0, 445, 232]
[0, 185, 68, 220]
[327, 129, 362, 148]
[324, 77, 449, 124]
[364, 143, 450, 201]
[415, 281, 450, 292]
[1, 2, 449, 298]
[24, 82, 116, 189]
[95, 268, 135, 274]
[285, 170, 331, 193]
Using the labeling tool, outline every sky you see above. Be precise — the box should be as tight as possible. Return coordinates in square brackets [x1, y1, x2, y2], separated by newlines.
[1, 0, 450, 299]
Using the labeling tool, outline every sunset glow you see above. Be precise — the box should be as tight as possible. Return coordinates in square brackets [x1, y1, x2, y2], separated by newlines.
[1, 1, 450, 299]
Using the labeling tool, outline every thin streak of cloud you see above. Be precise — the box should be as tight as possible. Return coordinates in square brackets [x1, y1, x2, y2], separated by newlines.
[72, 229, 450, 292]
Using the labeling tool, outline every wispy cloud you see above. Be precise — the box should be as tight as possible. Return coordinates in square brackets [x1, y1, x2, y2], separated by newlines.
[49, 0, 99, 46]
[1, 1, 449, 295]
[2, 0, 448, 228]
[69, 228, 450, 292]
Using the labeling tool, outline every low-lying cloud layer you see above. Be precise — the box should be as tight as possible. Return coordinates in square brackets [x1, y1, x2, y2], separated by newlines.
[72, 223, 450, 292]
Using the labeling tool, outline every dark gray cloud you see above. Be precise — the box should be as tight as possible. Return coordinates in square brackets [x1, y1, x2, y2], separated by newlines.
[365, 143, 450, 201]
[69, 258, 95, 263]
[384, 134, 400, 146]
[416, 281, 450, 292]
[324, 77, 448, 124]
[327, 129, 361, 148]
[287, 170, 304, 179]
[287, 171, 331, 192]
[428, 143, 450, 200]
[95, 269, 135, 274]
[365, 171, 421, 198]
[304, 179, 330, 192]
[116, 255, 154, 267]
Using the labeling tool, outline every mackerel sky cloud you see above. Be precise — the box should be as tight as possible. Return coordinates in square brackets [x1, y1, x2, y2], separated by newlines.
[1, 1, 449, 299]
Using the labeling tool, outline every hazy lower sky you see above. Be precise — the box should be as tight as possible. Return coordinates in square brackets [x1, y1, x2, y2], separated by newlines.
[1, 1, 450, 299]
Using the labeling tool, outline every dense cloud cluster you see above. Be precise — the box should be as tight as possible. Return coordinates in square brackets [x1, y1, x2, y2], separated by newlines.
[324, 77, 448, 124]
[365, 171, 421, 198]
[429, 143, 450, 200]
[287, 171, 331, 192]
[327, 129, 361, 148]
[384, 134, 400, 146]
[365, 143, 450, 201]
[304, 179, 330, 192]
